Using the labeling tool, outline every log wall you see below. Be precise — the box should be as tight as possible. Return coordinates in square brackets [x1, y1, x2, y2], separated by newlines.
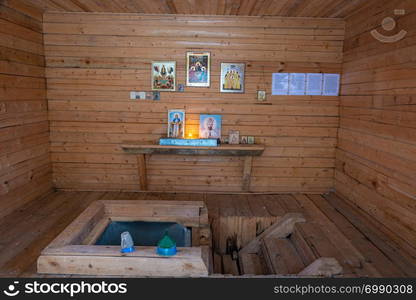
[43, 12, 344, 193]
[336, 0, 416, 251]
[0, 0, 53, 218]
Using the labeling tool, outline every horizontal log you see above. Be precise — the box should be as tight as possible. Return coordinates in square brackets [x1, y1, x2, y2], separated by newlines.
[43, 13, 345, 29]
[48, 101, 339, 116]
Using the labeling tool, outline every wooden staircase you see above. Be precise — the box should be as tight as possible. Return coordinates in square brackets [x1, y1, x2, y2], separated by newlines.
[236, 213, 343, 277]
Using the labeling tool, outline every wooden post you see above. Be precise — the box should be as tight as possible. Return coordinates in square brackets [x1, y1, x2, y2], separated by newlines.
[242, 156, 253, 192]
[137, 154, 147, 190]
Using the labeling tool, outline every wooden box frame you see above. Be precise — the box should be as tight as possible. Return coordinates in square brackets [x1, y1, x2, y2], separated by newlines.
[37, 200, 211, 277]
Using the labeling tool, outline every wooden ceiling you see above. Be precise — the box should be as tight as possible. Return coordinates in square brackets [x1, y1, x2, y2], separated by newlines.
[23, 0, 371, 18]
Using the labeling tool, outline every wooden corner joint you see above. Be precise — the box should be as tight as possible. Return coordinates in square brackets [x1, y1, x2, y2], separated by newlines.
[240, 213, 306, 254]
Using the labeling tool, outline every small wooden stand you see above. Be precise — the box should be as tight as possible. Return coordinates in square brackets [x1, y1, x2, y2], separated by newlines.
[121, 143, 265, 192]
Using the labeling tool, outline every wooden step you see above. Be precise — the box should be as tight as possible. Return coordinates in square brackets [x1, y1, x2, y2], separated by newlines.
[240, 213, 305, 254]
[293, 222, 352, 274]
[324, 193, 416, 277]
[239, 253, 265, 275]
[290, 224, 318, 266]
[293, 194, 380, 277]
[261, 237, 306, 274]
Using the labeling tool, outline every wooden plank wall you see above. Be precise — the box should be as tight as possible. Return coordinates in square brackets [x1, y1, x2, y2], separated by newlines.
[0, 0, 53, 218]
[336, 0, 416, 251]
[43, 12, 344, 193]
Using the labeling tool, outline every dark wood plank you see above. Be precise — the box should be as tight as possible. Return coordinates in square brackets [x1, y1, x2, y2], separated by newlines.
[137, 154, 147, 190]
[122, 143, 265, 156]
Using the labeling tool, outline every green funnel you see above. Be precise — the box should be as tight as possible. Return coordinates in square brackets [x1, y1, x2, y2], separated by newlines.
[157, 232, 177, 256]
[158, 232, 176, 248]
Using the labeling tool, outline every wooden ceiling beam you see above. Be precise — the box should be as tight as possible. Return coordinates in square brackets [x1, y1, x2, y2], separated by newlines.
[312, 0, 345, 18]
[235, 0, 255, 16]
[165, 0, 178, 14]
[48, 0, 85, 11]
[16, 0, 372, 18]
[297, 0, 325, 18]
[205, 0, 218, 15]
[254, 0, 277, 16]
[189, 0, 206, 15]
[216, 0, 226, 15]
[133, 0, 158, 14]
[274, 0, 298, 17]
[101, 0, 130, 12]
[70, 0, 93, 12]
[339, 0, 378, 19]
[30, 0, 65, 11]
[223, 0, 234, 15]
[249, 0, 267, 16]
[172, 0, 192, 14]
[263, 0, 290, 16]
[108, 0, 131, 12]
[282, 0, 310, 17]
[1, 0, 44, 20]
[118, 0, 145, 13]
[79, 0, 109, 12]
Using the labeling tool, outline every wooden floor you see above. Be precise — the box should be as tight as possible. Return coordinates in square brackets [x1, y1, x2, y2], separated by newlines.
[0, 191, 415, 277]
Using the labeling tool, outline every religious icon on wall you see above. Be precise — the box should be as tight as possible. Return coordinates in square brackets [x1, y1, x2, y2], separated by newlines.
[167, 109, 185, 138]
[199, 115, 222, 139]
[186, 52, 210, 87]
[220, 63, 245, 93]
[152, 61, 176, 91]
[228, 130, 240, 145]
[257, 90, 266, 101]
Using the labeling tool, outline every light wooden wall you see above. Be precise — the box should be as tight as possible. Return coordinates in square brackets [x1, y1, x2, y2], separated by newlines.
[336, 0, 416, 251]
[44, 12, 344, 193]
[0, 0, 53, 218]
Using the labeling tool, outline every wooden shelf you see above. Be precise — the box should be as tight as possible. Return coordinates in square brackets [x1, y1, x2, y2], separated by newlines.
[121, 142, 265, 192]
[121, 143, 265, 156]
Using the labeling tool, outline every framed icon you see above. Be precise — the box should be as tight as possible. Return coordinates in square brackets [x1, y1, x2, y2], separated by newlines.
[220, 63, 245, 93]
[152, 61, 176, 91]
[199, 115, 222, 139]
[186, 52, 210, 87]
[228, 130, 240, 145]
[168, 109, 185, 138]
